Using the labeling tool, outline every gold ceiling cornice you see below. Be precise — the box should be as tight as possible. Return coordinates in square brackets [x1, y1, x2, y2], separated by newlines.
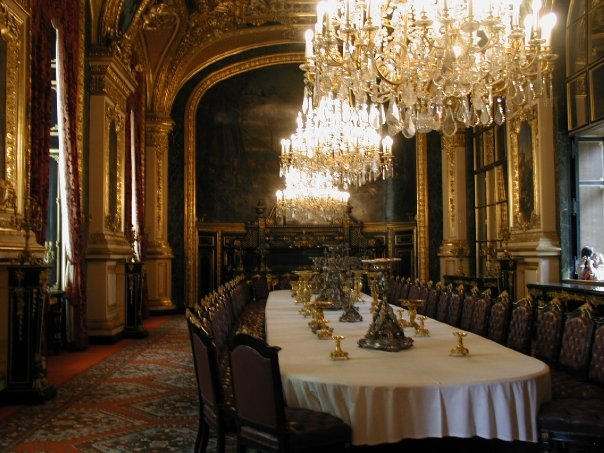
[97, 0, 316, 116]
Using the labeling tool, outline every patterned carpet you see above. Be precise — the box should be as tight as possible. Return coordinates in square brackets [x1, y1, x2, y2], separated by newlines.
[0, 315, 211, 453]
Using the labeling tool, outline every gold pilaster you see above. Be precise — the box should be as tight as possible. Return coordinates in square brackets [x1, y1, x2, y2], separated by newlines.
[438, 132, 469, 277]
[144, 118, 175, 312]
[416, 134, 429, 281]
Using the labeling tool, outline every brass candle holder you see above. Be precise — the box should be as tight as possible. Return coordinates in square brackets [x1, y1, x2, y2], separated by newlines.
[401, 299, 425, 329]
[310, 300, 334, 336]
[415, 315, 430, 337]
[449, 331, 469, 357]
[330, 335, 349, 360]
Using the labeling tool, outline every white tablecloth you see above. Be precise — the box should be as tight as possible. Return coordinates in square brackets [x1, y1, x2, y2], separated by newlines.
[265, 290, 551, 446]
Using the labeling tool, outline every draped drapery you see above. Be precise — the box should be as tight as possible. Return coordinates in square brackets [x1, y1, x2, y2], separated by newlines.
[30, 3, 53, 244]
[125, 68, 148, 317]
[31, 0, 87, 349]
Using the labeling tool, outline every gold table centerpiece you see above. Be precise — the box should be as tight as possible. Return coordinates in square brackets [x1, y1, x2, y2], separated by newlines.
[358, 258, 413, 352]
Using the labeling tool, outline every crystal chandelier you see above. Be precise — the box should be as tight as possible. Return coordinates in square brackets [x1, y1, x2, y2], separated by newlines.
[275, 167, 350, 224]
[280, 81, 394, 189]
[304, 0, 558, 137]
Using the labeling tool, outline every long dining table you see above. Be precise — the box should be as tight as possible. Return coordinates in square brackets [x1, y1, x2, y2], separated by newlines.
[265, 290, 552, 446]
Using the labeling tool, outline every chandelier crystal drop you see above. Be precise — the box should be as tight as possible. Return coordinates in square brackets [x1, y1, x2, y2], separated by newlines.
[275, 168, 351, 224]
[304, 0, 558, 137]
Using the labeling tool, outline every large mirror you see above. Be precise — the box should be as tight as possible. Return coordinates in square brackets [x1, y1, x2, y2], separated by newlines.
[510, 108, 540, 231]
[104, 107, 123, 232]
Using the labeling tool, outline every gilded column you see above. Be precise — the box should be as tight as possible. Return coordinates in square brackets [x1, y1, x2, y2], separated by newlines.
[145, 119, 175, 312]
[416, 134, 429, 281]
[438, 132, 469, 278]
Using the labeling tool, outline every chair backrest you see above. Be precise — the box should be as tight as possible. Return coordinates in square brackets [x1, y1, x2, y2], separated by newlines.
[209, 294, 234, 353]
[506, 295, 535, 354]
[187, 310, 224, 409]
[531, 298, 564, 365]
[251, 274, 270, 302]
[407, 280, 421, 301]
[588, 320, 604, 386]
[229, 333, 285, 432]
[558, 304, 596, 378]
[424, 284, 440, 318]
[435, 287, 451, 322]
[459, 294, 476, 331]
[416, 282, 431, 316]
[400, 278, 411, 300]
[231, 279, 251, 319]
[487, 291, 511, 344]
[445, 288, 464, 327]
[470, 289, 491, 336]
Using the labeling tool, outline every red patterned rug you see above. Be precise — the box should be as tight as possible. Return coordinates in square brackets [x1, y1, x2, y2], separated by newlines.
[0, 315, 224, 453]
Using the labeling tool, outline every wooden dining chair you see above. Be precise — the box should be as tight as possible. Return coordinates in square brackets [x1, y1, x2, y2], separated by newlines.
[459, 287, 478, 332]
[228, 333, 352, 453]
[486, 291, 511, 345]
[435, 285, 452, 322]
[469, 289, 491, 337]
[531, 298, 565, 366]
[539, 319, 604, 452]
[445, 285, 464, 327]
[186, 309, 236, 453]
[506, 295, 535, 354]
[424, 282, 441, 319]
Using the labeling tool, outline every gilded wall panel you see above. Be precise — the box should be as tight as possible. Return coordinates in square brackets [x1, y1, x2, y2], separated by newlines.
[0, 2, 28, 231]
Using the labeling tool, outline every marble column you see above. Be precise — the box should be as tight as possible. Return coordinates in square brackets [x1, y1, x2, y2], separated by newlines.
[144, 119, 175, 312]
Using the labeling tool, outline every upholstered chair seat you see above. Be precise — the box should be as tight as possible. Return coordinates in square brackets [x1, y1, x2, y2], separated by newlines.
[538, 398, 604, 451]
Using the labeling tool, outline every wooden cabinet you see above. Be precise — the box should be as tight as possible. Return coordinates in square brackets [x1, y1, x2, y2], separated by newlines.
[0, 264, 56, 404]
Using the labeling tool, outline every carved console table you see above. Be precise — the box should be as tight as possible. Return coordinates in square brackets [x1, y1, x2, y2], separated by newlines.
[0, 263, 56, 404]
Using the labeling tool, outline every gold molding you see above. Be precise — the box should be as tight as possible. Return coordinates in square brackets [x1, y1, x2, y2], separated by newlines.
[145, 119, 172, 235]
[103, 104, 125, 233]
[416, 133, 429, 281]
[509, 107, 541, 232]
[0, 1, 27, 225]
[184, 53, 303, 307]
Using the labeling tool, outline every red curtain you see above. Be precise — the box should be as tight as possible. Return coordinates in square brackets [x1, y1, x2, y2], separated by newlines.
[30, 2, 53, 244]
[31, 0, 87, 349]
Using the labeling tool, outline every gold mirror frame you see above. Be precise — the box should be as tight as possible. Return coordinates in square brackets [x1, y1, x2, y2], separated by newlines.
[104, 104, 124, 233]
[509, 107, 540, 231]
[0, 2, 27, 228]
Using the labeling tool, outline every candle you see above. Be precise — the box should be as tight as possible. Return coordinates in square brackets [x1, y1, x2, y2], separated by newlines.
[304, 29, 314, 58]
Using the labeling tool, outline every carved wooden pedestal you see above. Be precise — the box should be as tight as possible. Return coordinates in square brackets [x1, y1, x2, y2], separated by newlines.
[124, 262, 148, 339]
[0, 264, 56, 404]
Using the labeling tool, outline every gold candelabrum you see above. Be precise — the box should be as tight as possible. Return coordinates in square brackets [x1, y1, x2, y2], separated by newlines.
[125, 225, 141, 263]
[13, 197, 43, 264]
[358, 258, 413, 352]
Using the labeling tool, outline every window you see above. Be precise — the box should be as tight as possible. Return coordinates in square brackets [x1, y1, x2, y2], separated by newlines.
[575, 139, 604, 271]
[474, 124, 508, 277]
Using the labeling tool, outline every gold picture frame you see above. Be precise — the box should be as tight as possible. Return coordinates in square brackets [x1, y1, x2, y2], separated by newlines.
[510, 107, 540, 231]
